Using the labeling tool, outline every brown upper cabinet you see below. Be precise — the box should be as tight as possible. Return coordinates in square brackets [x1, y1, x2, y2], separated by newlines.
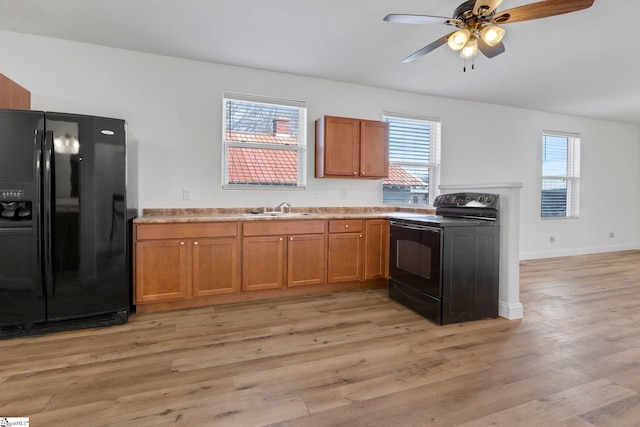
[315, 115, 389, 179]
[0, 73, 31, 110]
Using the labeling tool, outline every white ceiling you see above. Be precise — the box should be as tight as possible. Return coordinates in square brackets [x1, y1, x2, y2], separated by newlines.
[0, 0, 638, 125]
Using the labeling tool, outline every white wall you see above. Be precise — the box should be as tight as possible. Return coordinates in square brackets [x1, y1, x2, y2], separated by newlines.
[1, 30, 638, 259]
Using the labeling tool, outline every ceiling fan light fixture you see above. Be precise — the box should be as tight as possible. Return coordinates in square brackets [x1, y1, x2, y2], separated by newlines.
[447, 29, 470, 51]
[460, 38, 478, 59]
[480, 25, 505, 47]
[384, 0, 595, 67]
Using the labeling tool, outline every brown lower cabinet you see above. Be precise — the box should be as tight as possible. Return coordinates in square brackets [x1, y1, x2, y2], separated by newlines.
[192, 237, 239, 297]
[241, 235, 285, 291]
[287, 233, 327, 287]
[327, 219, 364, 283]
[241, 233, 329, 290]
[364, 219, 389, 280]
[242, 220, 327, 291]
[135, 239, 189, 303]
[134, 222, 239, 304]
[134, 218, 388, 312]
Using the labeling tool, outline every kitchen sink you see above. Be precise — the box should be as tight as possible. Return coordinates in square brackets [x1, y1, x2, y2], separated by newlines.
[241, 212, 315, 217]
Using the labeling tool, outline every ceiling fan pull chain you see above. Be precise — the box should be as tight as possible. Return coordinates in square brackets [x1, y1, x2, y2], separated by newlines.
[463, 57, 476, 72]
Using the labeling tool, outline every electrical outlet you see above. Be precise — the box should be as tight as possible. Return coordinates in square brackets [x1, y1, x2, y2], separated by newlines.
[340, 189, 347, 198]
[313, 190, 319, 199]
[549, 235, 555, 243]
[609, 232, 615, 238]
[183, 188, 192, 201]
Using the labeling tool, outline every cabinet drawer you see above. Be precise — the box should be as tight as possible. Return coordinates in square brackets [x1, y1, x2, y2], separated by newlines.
[243, 220, 325, 236]
[329, 219, 363, 233]
[136, 222, 238, 240]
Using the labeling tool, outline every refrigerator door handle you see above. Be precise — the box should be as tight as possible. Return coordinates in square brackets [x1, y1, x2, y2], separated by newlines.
[43, 130, 55, 298]
[34, 130, 44, 298]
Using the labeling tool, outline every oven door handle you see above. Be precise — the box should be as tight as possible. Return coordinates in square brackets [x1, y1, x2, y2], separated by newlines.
[390, 221, 441, 233]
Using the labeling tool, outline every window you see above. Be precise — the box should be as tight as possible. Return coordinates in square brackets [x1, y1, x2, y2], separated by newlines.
[541, 131, 580, 218]
[223, 92, 307, 189]
[382, 112, 441, 205]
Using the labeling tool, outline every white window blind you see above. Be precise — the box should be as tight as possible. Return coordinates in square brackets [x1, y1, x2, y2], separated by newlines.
[222, 92, 307, 189]
[541, 131, 580, 218]
[382, 112, 441, 205]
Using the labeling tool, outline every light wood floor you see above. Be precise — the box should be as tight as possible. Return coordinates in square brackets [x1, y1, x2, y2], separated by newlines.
[3, 251, 640, 426]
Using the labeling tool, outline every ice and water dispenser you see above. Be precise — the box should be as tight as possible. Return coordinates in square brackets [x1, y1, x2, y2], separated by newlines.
[0, 188, 38, 299]
[0, 190, 32, 225]
[1, 202, 31, 221]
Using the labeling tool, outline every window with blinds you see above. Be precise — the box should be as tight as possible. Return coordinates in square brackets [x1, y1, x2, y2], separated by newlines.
[382, 113, 441, 205]
[222, 92, 307, 189]
[541, 131, 580, 218]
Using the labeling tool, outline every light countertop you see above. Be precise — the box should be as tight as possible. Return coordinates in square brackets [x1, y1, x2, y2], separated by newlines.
[134, 207, 436, 224]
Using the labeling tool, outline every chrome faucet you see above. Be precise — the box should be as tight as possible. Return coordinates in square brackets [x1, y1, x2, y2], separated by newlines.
[276, 202, 291, 213]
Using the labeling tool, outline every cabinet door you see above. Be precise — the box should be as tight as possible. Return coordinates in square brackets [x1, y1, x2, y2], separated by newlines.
[360, 120, 389, 178]
[287, 234, 327, 287]
[135, 240, 188, 303]
[322, 116, 360, 177]
[364, 220, 389, 280]
[193, 238, 239, 297]
[242, 236, 285, 291]
[0, 73, 31, 110]
[328, 232, 363, 283]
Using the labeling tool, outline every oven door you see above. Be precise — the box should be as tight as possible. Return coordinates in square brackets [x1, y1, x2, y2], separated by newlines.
[389, 220, 442, 298]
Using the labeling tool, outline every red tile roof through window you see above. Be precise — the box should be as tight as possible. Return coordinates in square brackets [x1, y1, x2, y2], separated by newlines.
[383, 166, 427, 186]
[228, 147, 297, 184]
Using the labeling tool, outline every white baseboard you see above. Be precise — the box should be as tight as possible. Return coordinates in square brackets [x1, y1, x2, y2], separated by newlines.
[499, 301, 524, 320]
[520, 244, 638, 261]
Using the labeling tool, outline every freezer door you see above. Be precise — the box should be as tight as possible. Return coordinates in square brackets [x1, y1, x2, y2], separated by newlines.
[45, 113, 128, 321]
[0, 110, 43, 185]
[0, 228, 45, 326]
[0, 109, 46, 327]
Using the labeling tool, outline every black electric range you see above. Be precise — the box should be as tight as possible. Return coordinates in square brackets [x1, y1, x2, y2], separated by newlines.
[388, 192, 500, 324]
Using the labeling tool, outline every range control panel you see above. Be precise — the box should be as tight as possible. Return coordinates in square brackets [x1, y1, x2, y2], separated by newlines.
[433, 192, 499, 209]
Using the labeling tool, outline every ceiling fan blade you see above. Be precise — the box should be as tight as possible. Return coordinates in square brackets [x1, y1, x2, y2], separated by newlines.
[493, 0, 594, 24]
[402, 33, 453, 63]
[384, 14, 451, 25]
[478, 38, 505, 58]
[473, 0, 504, 17]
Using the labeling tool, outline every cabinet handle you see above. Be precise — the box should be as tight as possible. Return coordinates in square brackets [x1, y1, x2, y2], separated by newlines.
[345, 224, 349, 229]
[180, 241, 185, 246]
[353, 171, 357, 175]
[362, 171, 366, 175]
[194, 241, 199, 246]
[289, 237, 294, 241]
[279, 237, 283, 241]
[359, 234, 363, 238]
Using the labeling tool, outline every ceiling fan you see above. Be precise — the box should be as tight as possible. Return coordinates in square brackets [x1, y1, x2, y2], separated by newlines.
[384, 0, 595, 70]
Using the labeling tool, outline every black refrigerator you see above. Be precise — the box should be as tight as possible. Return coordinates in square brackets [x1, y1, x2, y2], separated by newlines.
[0, 109, 136, 338]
